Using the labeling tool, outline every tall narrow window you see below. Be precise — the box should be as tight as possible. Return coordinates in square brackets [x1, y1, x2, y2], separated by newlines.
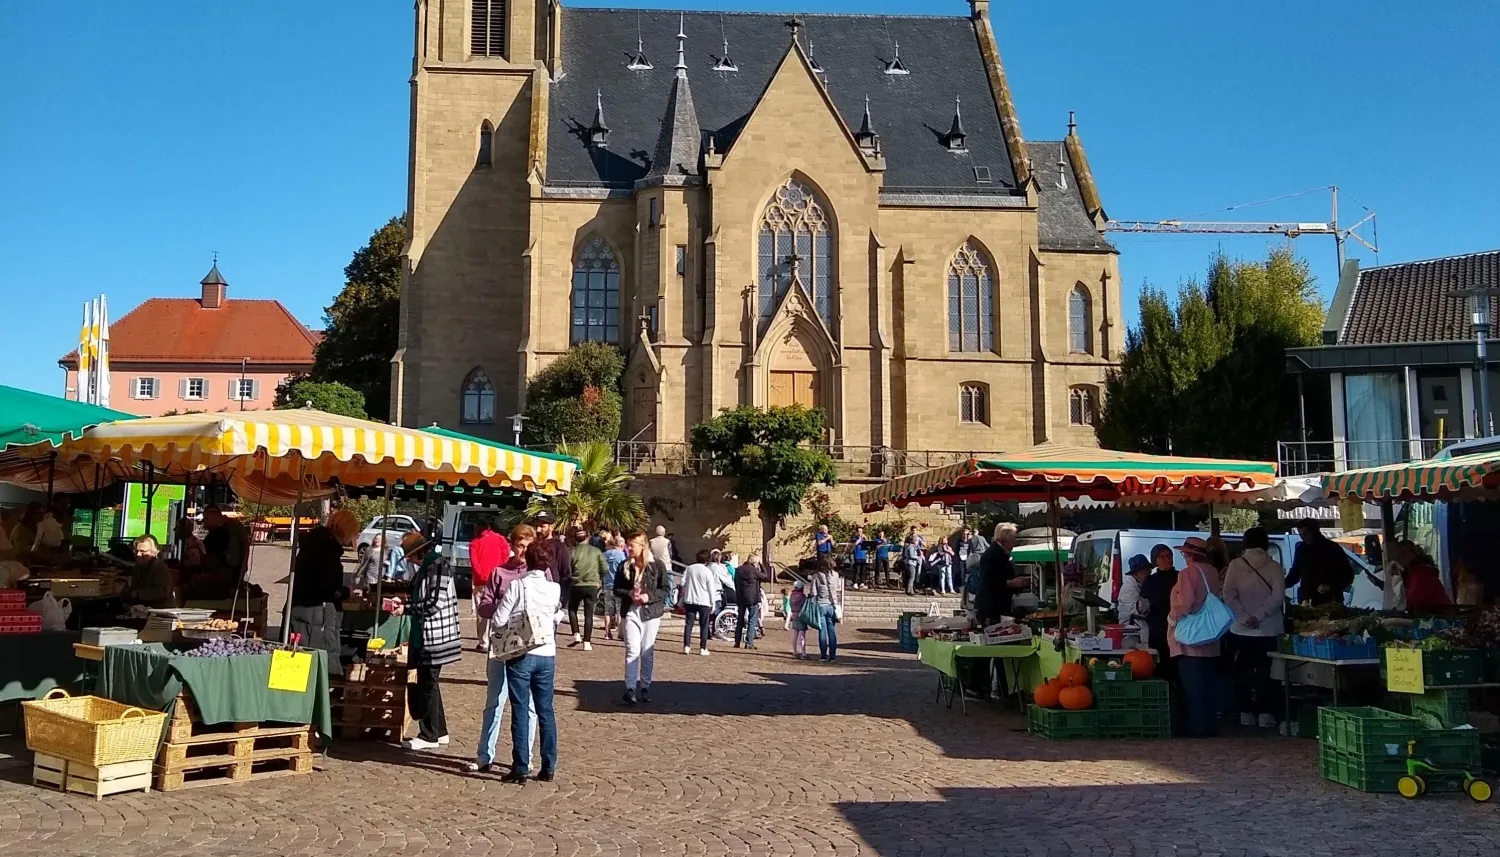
[1069, 386, 1096, 426]
[758, 178, 835, 334]
[960, 383, 989, 425]
[471, 0, 506, 58]
[571, 236, 621, 344]
[462, 369, 496, 424]
[1069, 286, 1093, 354]
[477, 121, 493, 168]
[947, 241, 995, 353]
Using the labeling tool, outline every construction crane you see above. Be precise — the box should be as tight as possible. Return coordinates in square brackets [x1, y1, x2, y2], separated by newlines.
[1105, 185, 1379, 268]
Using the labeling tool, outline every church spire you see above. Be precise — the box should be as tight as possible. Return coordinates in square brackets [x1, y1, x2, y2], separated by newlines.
[855, 95, 880, 151]
[647, 14, 702, 181]
[942, 96, 968, 152]
[589, 91, 610, 148]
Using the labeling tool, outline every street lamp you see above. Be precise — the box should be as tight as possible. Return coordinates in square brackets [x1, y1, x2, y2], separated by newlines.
[1450, 282, 1496, 438]
[508, 413, 528, 447]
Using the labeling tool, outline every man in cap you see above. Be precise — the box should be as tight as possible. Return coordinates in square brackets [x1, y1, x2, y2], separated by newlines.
[530, 511, 573, 592]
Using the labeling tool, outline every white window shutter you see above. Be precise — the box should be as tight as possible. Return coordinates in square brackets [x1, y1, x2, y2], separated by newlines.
[178, 378, 189, 399]
[251, 379, 260, 401]
[152, 378, 162, 399]
[128, 377, 139, 399]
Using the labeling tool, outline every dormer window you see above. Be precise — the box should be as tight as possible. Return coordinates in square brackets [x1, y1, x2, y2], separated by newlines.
[712, 37, 738, 72]
[884, 40, 910, 75]
[626, 36, 653, 71]
[588, 91, 610, 149]
[942, 96, 968, 152]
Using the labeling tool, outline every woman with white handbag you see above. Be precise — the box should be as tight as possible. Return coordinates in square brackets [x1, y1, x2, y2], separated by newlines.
[1168, 537, 1232, 738]
[489, 529, 566, 785]
[467, 525, 539, 775]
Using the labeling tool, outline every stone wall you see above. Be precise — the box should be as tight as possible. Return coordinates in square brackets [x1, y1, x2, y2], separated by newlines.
[629, 475, 961, 561]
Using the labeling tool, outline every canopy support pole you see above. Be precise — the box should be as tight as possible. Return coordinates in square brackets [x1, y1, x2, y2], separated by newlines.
[89, 462, 102, 547]
[279, 458, 309, 643]
[44, 451, 57, 504]
[372, 481, 394, 639]
[143, 463, 156, 540]
[1379, 498, 1399, 592]
[1049, 484, 1064, 643]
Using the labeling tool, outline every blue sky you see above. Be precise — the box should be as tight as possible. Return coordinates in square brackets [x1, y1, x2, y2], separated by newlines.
[3, 0, 1497, 395]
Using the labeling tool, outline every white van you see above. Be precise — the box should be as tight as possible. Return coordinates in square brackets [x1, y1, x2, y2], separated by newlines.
[1075, 528, 1380, 611]
[441, 504, 526, 597]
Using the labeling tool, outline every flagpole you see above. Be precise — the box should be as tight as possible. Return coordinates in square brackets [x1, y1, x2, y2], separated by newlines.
[78, 303, 92, 403]
[97, 295, 111, 408]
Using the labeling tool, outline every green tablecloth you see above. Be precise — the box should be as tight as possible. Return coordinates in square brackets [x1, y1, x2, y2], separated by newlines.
[0, 631, 83, 702]
[99, 644, 333, 737]
[918, 636, 1065, 692]
[342, 610, 411, 646]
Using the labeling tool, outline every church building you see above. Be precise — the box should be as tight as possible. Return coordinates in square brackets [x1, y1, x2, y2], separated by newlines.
[394, 0, 1122, 455]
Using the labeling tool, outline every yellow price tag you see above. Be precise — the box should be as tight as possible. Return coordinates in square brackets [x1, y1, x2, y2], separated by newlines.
[268, 649, 313, 693]
[1385, 648, 1425, 694]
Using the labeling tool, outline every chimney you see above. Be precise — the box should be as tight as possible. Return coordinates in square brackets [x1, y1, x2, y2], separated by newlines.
[200, 260, 228, 309]
[970, 0, 990, 18]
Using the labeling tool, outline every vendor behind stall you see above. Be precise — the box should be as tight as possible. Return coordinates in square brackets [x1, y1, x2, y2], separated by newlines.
[128, 534, 176, 609]
[198, 505, 250, 592]
[1286, 521, 1353, 606]
[288, 508, 359, 676]
[8, 502, 43, 562]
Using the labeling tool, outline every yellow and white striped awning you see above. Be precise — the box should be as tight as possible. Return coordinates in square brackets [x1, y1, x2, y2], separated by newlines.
[61, 410, 576, 495]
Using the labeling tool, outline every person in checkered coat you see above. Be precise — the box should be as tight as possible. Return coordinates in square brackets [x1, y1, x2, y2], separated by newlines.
[403, 532, 463, 750]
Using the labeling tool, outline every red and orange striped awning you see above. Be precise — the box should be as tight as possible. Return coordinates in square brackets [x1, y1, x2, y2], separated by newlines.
[860, 445, 1277, 512]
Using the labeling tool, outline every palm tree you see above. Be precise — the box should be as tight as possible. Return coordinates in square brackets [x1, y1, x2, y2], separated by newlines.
[525, 442, 645, 532]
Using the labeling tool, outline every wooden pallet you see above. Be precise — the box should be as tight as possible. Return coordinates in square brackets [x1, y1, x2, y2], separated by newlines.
[158, 726, 312, 768]
[330, 672, 411, 742]
[155, 748, 314, 792]
[33, 754, 152, 800]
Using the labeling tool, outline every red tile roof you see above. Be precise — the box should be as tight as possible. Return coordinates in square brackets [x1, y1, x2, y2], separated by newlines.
[59, 297, 319, 367]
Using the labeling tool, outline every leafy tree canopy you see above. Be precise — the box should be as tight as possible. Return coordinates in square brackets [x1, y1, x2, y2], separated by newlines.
[275, 377, 368, 420]
[312, 216, 405, 422]
[524, 442, 645, 532]
[523, 342, 624, 446]
[1097, 247, 1323, 460]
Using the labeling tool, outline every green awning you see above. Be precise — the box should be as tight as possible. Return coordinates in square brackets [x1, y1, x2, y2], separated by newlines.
[1011, 544, 1070, 564]
[0, 384, 136, 451]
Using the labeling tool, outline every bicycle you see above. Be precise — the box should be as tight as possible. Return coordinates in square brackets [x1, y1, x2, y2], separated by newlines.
[1397, 740, 1493, 802]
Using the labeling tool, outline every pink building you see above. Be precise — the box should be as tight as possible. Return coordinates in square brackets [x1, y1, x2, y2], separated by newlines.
[59, 264, 319, 417]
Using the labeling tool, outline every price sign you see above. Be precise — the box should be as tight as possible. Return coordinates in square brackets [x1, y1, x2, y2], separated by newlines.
[1385, 648, 1425, 694]
[268, 649, 313, 693]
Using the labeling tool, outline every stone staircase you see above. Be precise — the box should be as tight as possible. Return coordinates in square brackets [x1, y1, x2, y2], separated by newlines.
[836, 591, 964, 627]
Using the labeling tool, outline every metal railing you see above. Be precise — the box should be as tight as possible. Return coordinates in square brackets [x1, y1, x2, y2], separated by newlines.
[603, 442, 1014, 479]
[1277, 438, 1463, 476]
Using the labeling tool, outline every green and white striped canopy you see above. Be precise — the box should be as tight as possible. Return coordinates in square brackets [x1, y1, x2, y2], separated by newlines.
[1322, 451, 1500, 501]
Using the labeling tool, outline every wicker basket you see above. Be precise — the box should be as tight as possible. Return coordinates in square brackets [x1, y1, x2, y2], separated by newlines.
[21, 690, 167, 766]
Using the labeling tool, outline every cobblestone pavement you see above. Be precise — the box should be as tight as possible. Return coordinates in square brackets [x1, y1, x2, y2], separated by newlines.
[2, 548, 1498, 856]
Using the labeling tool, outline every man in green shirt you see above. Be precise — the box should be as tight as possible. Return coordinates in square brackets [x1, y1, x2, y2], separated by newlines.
[568, 526, 608, 651]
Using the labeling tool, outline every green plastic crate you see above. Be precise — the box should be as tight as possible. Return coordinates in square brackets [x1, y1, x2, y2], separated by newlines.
[1087, 661, 1135, 683]
[1094, 679, 1171, 710]
[1028, 706, 1099, 740]
[1098, 708, 1171, 739]
[1318, 707, 1421, 759]
[1319, 745, 1414, 793]
[1410, 688, 1471, 729]
[1381, 647, 1483, 687]
[1413, 728, 1481, 768]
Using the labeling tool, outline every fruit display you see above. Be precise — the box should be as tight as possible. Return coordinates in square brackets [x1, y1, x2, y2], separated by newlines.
[1056, 662, 1089, 688]
[1122, 649, 1155, 679]
[1033, 681, 1062, 709]
[181, 637, 276, 658]
[190, 619, 239, 632]
[1059, 686, 1094, 710]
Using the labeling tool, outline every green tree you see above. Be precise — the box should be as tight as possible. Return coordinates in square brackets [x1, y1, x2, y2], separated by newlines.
[690, 405, 837, 567]
[523, 342, 624, 445]
[1097, 248, 1323, 460]
[524, 442, 645, 532]
[313, 216, 405, 422]
[275, 377, 368, 419]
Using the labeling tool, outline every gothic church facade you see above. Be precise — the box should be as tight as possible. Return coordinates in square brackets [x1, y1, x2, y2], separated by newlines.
[394, 0, 1122, 454]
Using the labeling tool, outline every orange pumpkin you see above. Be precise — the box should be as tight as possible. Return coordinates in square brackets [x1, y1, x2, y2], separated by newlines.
[1058, 685, 1094, 710]
[1057, 662, 1090, 688]
[1033, 681, 1062, 709]
[1122, 650, 1155, 680]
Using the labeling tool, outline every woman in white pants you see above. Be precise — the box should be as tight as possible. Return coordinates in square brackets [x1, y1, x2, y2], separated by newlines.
[613, 529, 671, 706]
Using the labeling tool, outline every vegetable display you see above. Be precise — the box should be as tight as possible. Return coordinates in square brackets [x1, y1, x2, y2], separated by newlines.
[182, 637, 276, 658]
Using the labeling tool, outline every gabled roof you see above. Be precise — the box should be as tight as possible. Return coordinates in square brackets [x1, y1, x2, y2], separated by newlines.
[548, 10, 1021, 196]
[59, 297, 319, 367]
[1338, 250, 1500, 345]
[1027, 141, 1114, 253]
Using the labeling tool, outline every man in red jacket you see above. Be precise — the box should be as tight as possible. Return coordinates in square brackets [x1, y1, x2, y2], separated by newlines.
[469, 518, 511, 653]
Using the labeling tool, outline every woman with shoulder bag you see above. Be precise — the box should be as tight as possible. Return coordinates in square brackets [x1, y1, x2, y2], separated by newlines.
[492, 533, 566, 785]
[1168, 537, 1232, 738]
[467, 525, 539, 774]
[1222, 528, 1286, 730]
[808, 557, 845, 662]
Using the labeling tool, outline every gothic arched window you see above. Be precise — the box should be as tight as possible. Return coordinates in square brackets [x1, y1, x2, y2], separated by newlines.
[477, 121, 494, 168]
[758, 178, 835, 334]
[461, 369, 496, 425]
[1069, 286, 1093, 354]
[571, 236, 620, 345]
[947, 241, 995, 353]
[1069, 386, 1097, 426]
[960, 382, 990, 425]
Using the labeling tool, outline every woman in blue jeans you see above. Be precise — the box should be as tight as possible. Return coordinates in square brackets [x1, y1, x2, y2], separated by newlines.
[492, 544, 566, 785]
[807, 557, 845, 662]
[468, 525, 537, 774]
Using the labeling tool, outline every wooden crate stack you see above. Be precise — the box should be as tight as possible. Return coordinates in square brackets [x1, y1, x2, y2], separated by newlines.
[330, 657, 413, 742]
[33, 754, 153, 800]
[155, 693, 315, 792]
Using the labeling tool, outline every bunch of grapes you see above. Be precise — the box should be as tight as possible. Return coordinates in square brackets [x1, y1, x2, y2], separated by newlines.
[182, 637, 276, 658]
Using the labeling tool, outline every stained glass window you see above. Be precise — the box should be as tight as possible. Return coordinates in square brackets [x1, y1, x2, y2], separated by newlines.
[1070, 387, 1096, 426]
[948, 241, 995, 352]
[1069, 286, 1092, 354]
[462, 370, 495, 425]
[571, 236, 620, 345]
[758, 179, 835, 334]
[960, 384, 988, 425]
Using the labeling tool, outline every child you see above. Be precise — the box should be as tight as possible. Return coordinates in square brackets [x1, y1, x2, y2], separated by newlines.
[789, 581, 809, 659]
[779, 587, 792, 630]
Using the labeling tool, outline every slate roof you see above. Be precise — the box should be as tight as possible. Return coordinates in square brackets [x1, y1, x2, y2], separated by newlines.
[1340, 250, 1500, 345]
[1027, 141, 1114, 253]
[548, 10, 1021, 195]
